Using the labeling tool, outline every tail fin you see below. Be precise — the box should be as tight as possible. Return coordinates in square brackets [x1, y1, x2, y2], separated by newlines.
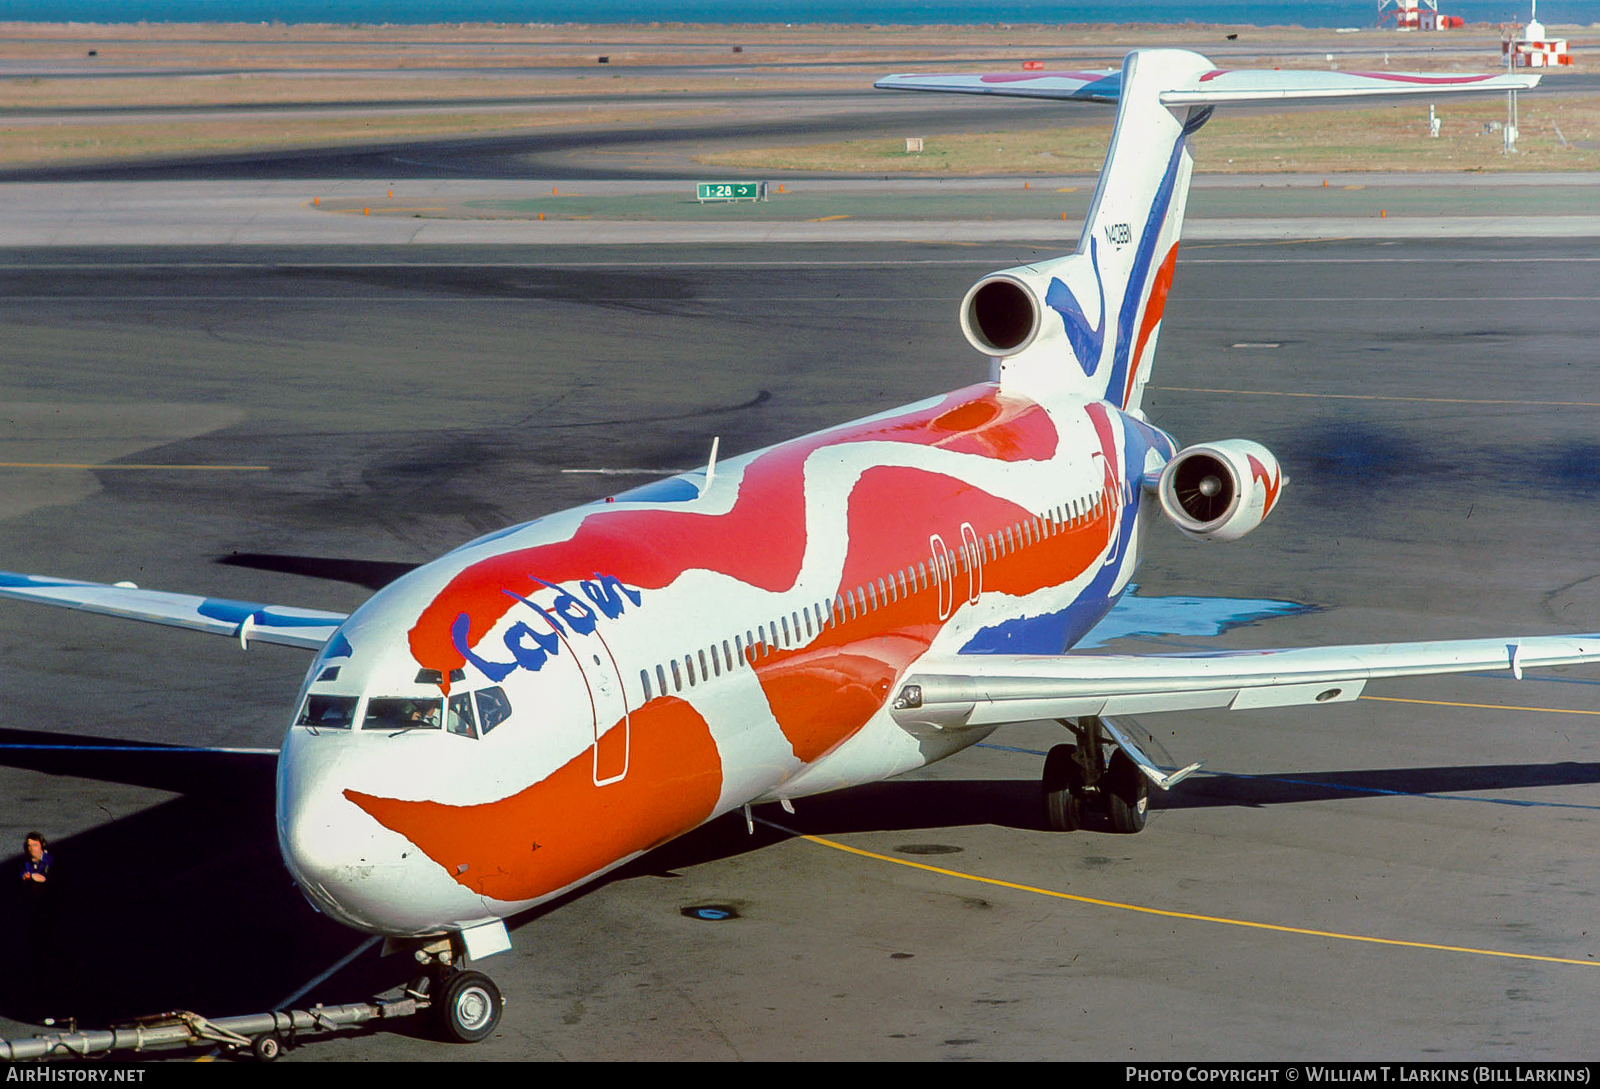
[878, 51, 1539, 411]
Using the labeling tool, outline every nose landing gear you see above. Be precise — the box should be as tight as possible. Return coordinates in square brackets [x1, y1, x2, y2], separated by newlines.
[408, 938, 506, 1044]
[435, 970, 503, 1043]
[1041, 716, 1149, 833]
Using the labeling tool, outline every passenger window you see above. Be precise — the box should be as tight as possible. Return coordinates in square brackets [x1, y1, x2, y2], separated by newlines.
[781, 616, 791, 645]
[475, 687, 513, 734]
[723, 640, 733, 671]
[641, 669, 653, 701]
[297, 694, 358, 729]
[686, 655, 697, 686]
[446, 693, 477, 738]
[734, 635, 744, 664]
[363, 697, 442, 731]
[656, 663, 668, 694]
[671, 660, 682, 692]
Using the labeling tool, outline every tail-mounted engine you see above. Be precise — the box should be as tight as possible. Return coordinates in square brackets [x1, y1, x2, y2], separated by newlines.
[1156, 439, 1285, 542]
[959, 269, 1053, 358]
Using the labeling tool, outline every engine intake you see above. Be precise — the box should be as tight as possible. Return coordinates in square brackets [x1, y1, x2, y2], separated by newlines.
[1157, 439, 1285, 542]
[960, 274, 1044, 357]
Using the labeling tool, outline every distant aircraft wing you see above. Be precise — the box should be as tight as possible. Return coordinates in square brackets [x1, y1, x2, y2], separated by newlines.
[876, 66, 1536, 107]
[892, 634, 1600, 731]
[0, 571, 346, 652]
[874, 69, 1122, 103]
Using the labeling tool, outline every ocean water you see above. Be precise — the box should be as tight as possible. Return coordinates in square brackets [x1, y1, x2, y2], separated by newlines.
[7, 1, 1598, 28]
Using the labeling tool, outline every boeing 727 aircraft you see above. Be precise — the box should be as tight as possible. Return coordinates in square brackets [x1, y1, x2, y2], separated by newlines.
[0, 50, 1574, 1043]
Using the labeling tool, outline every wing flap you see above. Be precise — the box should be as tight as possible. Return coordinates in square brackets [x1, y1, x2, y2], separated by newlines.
[0, 571, 347, 652]
[892, 635, 1599, 730]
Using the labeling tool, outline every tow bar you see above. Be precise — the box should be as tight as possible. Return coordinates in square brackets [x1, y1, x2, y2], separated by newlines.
[0, 996, 420, 1062]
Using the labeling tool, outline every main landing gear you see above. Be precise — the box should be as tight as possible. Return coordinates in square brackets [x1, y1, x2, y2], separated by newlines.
[408, 937, 505, 1044]
[1041, 716, 1149, 834]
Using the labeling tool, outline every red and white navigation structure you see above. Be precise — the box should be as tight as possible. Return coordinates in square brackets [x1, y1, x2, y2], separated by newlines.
[1505, 1, 1572, 67]
[1380, 0, 1464, 31]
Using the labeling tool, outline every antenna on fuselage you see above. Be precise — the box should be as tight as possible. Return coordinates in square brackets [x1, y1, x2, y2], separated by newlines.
[703, 436, 721, 491]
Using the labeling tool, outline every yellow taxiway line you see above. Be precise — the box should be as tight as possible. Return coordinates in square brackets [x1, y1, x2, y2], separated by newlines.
[789, 832, 1599, 969]
[1360, 694, 1600, 716]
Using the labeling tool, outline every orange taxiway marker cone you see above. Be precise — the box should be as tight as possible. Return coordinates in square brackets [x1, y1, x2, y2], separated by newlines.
[363, 207, 369, 215]
[1380, 209, 1387, 217]
[312, 196, 319, 205]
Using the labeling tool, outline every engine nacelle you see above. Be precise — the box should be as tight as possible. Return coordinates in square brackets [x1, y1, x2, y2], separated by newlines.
[959, 269, 1053, 358]
[1156, 439, 1285, 542]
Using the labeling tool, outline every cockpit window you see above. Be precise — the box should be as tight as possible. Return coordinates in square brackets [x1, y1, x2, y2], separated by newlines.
[475, 687, 513, 734]
[362, 697, 442, 731]
[446, 693, 477, 738]
[298, 694, 358, 729]
[316, 666, 341, 682]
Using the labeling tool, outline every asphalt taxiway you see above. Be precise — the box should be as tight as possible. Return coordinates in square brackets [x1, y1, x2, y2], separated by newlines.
[0, 225, 1597, 1059]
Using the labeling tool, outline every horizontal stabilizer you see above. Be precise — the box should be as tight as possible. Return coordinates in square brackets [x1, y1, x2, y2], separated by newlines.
[874, 69, 1120, 102]
[1160, 68, 1540, 106]
[0, 571, 346, 652]
[876, 65, 1538, 108]
[891, 634, 1600, 730]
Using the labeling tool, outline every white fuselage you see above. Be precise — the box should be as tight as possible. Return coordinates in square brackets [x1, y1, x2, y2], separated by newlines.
[276, 381, 1178, 937]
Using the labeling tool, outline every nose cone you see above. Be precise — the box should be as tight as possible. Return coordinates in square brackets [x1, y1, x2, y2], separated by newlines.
[276, 728, 481, 937]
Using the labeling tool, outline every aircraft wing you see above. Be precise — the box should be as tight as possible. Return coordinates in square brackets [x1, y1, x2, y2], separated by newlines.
[891, 634, 1600, 732]
[875, 66, 1536, 107]
[0, 571, 346, 652]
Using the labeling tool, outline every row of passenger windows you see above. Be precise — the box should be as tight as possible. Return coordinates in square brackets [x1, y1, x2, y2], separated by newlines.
[296, 686, 514, 739]
[637, 489, 1114, 702]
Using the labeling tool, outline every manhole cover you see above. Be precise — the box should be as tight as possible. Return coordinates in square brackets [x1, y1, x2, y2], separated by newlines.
[895, 843, 963, 855]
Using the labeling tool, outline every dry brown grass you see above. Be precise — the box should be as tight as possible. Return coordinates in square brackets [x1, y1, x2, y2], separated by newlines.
[697, 96, 1600, 174]
[0, 107, 713, 167]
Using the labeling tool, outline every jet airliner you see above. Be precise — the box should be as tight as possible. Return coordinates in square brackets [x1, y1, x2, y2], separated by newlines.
[0, 50, 1577, 1043]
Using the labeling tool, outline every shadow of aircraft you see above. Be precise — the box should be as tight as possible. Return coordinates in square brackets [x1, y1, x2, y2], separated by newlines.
[4, 726, 1595, 1035]
[217, 552, 418, 592]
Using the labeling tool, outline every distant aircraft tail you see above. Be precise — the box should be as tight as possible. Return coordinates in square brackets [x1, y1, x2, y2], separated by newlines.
[877, 51, 1538, 411]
